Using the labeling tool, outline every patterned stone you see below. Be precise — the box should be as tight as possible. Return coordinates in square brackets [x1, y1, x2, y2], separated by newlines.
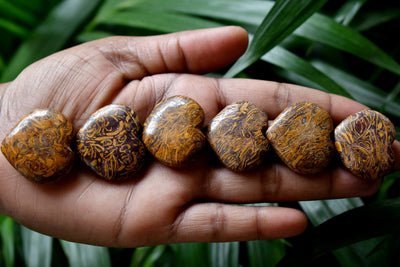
[142, 95, 206, 167]
[207, 101, 269, 171]
[266, 102, 334, 174]
[1, 109, 75, 183]
[334, 109, 396, 180]
[76, 104, 146, 181]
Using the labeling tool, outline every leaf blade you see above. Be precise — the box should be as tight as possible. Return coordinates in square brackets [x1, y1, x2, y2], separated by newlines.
[225, 0, 328, 77]
[60, 240, 111, 267]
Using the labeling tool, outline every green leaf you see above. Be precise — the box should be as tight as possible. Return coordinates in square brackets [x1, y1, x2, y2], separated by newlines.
[100, 9, 223, 33]
[311, 60, 400, 118]
[209, 242, 239, 267]
[59, 240, 111, 267]
[334, 0, 367, 25]
[21, 227, 52, 267]
[0, 0, 102, 82]
[0, 216, 15, 267]
[351, 8, 400, 31]
[300, 198, 364, 226]
[279, 198, 400, 266]
[295, 13, 400, 76]
[169, 243, 210, 266]
[247, 239, 286, 267]
[0, 0, 37, 25]
[76, 30, 114, 43]
[0, 17, 29, 38]
[130, 0, 272, 28]
[225, 0, 328, 77]
[261, 46, 352, 97]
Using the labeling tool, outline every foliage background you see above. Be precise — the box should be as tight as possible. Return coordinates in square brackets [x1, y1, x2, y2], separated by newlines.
[1, 0, 400, 266]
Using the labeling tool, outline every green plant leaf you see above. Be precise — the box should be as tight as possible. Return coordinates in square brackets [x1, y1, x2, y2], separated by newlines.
[295, 13, 400, 76]
[99, 9, 223, 33]
[130, 0, 271, 28]
[261, 46, 352, 97]
[21, 227, 52, 267]
[0, 216, 15, 267]
[0, 0, 37, 25]
[279, 198, 400, 266]
[311, 60, 400, 117]
[169, 243, 210, 266]
[76, 30, 114, 43]
[0, 0, 102, 83]
[225, 0, 328, 77]
[334, 0, 367, 25]
[59, 240, 111, 267]
[0, 17, 29, 38]
[247, 239, 286, 267]
[351, 8, 400, 31]
[209, 242, 239, 267]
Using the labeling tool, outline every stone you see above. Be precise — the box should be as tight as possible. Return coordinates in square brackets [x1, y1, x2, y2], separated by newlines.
[334, 109, 396, 180]
[1, 109, 75, 183]
[142, 95, 206, 167]
[266, 102, 334, 174]
[76, 104, 146, 181]
[207, 101, 269, 172]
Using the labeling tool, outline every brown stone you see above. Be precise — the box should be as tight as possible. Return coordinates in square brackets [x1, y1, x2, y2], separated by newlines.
[1, 109, 75, 183]
[334, 109, 396, 180]
[142, 95, 206, 167]
[266, 102, 334, 174]
[76, 104, 146, 181]
[207, 101, 269, 171]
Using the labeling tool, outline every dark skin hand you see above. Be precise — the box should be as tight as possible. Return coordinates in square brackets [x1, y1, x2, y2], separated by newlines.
[0, 26, 399, 247]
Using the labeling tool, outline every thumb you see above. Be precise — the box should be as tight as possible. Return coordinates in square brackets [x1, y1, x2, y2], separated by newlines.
[91, 26, 249, 79]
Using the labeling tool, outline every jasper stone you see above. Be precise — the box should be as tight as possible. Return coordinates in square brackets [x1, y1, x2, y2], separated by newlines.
[266, 102, 334, 174]
[207, 101, 269, 172]
[334, 109, 396, 180]
[1, 109, 75, 183]
[142, 95, 206, 167]
[76, 105, 146, 181]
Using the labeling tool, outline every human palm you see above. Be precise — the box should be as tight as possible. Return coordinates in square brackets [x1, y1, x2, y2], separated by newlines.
[0, 26, 397, 247]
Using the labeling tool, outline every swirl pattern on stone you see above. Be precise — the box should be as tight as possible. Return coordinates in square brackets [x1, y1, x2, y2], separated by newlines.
[266, 102, 334, 174]
[76, 105, 146, 181]
[334, 109, 396, 180]
[207, 101, 270, 172]
[1, 109, 75, 183]
[142, 95, 206, 167]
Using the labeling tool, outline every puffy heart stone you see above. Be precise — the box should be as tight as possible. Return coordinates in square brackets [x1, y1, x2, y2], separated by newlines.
[1, 109, 75, 183]
[142, 95, 206, 167]
[334, 109, 396, 180]
[207, 101, 270, 172]
[76, 104, 146, 181]
[266, 102, 334, 174]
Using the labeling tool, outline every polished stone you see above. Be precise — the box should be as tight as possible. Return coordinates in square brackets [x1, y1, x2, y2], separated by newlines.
[266, 102, 334, 174]
[335, 109, 396, 179]
[142, 95, 206, 167]
[207, 101, 269, 171]
[76, 104, 146, 181]
[1, 109, 75, 183]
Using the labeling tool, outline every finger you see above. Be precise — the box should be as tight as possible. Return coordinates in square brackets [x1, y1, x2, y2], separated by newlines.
[202, 164, 381, 203]
[90, 26, 248, 79]
[118, 74, 400, 165]
[169, 203, 307, 243]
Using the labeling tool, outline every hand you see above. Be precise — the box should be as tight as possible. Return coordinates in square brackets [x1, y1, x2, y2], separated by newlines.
[0, 26, 398, 247]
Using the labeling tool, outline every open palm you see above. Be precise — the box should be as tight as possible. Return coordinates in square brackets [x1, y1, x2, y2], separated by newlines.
[0, 27, 396, 247]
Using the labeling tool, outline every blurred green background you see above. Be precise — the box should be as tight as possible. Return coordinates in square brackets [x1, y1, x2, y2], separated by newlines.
[1, 0, 400, 266]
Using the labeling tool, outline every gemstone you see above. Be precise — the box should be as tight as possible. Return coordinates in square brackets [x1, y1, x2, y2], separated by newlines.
[207, 101, 269, 171]
[76, 104, 146, 181]
[334, 109, 396, 180]
[266, 102, 334, 174]
[1, 109, 75, 183]
[142, 95, 206, 167]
